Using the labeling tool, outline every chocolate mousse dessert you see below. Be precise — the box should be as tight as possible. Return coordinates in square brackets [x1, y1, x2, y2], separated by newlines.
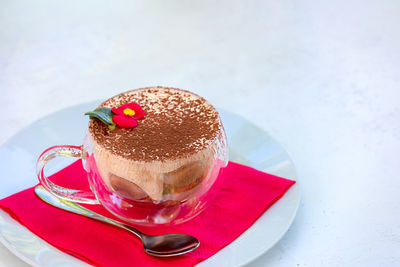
[86, 86, 227, 204]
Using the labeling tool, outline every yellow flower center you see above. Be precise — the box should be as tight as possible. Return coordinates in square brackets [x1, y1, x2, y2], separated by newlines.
[123, 108, 136, 116]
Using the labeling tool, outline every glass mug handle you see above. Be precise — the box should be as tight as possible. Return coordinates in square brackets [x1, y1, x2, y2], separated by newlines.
[36, 145, 99, 204]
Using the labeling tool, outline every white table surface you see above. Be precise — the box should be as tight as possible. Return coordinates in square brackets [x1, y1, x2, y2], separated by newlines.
[0, 0, 399, 266]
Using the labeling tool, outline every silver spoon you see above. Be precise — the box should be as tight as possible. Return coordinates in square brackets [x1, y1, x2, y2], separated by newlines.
[34, 185, 199, 257]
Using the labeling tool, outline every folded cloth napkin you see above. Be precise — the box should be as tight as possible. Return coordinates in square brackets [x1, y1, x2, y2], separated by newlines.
[0, 160, 295, 267]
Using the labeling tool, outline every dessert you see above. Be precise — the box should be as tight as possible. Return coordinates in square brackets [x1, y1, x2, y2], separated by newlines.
[87, 86, 227, 204]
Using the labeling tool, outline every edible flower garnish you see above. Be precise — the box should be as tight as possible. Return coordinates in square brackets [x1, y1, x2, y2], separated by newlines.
[85, 102, 146, 130]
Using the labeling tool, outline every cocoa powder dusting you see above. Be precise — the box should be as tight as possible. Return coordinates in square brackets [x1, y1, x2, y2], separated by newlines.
[88, 86, 221, 162]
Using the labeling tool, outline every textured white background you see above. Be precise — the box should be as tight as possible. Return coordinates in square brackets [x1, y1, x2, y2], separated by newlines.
[1, 0, 399, 266]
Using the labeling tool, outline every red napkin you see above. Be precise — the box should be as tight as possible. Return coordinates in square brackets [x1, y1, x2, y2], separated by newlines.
[0, 160, 295, 267]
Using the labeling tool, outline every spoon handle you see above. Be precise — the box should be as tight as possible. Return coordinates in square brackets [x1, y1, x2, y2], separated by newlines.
[34, 185, 144, 239]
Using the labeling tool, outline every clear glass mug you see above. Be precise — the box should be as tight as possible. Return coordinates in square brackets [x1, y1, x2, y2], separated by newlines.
[36, 128, 228, 226]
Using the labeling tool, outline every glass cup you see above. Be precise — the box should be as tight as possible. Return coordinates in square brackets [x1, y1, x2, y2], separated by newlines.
[36, 122, 228, 226]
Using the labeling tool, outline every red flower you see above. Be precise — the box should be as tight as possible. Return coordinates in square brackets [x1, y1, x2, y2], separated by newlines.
[111, 102, 146, 128]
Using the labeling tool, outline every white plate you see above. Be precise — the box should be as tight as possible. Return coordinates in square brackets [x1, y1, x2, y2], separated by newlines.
[0, 102, 299, 267]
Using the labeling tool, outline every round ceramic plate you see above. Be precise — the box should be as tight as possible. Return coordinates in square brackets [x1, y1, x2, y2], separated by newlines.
[0, 102, 299, 267]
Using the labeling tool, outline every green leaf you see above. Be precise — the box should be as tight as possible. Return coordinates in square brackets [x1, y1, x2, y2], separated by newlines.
[85, 107, 115, 126]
